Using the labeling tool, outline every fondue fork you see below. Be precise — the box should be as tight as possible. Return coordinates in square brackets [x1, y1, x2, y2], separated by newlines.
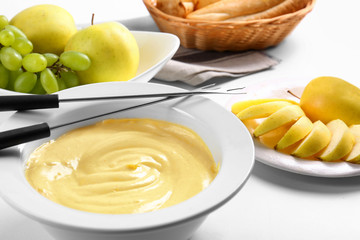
[0, 87, 244, 111]
[0, 86, 245, 150]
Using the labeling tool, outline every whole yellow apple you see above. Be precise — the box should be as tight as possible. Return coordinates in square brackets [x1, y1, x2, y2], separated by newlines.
[300, 76, 360, 126]
[64, 22, 139, 85]
[10, 4, 77, 55]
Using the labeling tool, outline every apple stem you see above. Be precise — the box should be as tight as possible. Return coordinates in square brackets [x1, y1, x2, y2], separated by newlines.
[287, 90, 300, 99]
[91, 13, 95, 25]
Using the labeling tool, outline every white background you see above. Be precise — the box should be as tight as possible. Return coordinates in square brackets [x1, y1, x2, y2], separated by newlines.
[2, 0, 360, 239]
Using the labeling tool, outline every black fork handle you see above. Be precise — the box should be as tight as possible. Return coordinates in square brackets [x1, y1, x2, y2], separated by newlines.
[0, 95, 59, 111]
[0, 123, 51, 149]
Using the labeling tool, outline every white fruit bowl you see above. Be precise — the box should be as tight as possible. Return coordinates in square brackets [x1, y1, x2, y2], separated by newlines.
[0, 82, 254, 240]
[131, 30, 179, 82]
[0, 30, 180, 95]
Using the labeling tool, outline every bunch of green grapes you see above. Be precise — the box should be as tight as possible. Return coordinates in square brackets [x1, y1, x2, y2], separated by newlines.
[0, 15, 90, 94]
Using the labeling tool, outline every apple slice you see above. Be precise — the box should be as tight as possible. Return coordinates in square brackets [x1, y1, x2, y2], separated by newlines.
[236, 101, 293, 120]
[292, 120, 331, 158]
[231, 98, 298, 115]
[319, 119, 354, 161]
[275, 116, 313, 150]
[344, 125, 360, 162]
[253, 105, 304, 137]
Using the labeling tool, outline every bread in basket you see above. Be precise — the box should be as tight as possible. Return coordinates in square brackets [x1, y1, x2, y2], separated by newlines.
[143, 0, 316, 51]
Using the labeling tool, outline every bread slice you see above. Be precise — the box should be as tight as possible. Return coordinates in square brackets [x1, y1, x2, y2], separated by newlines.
[196, 0, 221, 9]
[186, 0, 286, 21]
[225, 0, 308, 21]
[156, 0, 195, 17]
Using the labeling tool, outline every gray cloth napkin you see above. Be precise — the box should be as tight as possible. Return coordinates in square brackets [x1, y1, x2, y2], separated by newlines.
[155, 47, 280, 86]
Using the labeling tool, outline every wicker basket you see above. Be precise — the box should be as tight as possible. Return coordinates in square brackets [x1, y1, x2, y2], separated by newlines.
[143, 0, 316, 51]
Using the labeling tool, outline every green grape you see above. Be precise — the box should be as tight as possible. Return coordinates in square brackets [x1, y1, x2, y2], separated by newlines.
[0, 29, 15, 46]
[43, 53, 59, 67]
[22, 53, 47, 72]
[0, 15, 9, 30]
[31, 77, 46, 94]
[60, 71, 80, 88]
[40, 68, 58, 93]
[8, 68, 23, 91]
[0, 47, 22, 71]
[60, 51, 91, 71]
[57, 77, 66, 91]
[0, 63, 10, 89]
[11, 37, 33, 55]
[4, 25, 27, 39]
[14, 72, 37, 93]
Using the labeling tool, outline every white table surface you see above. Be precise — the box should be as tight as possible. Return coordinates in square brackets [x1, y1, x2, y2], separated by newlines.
[2, 1, 360, 239]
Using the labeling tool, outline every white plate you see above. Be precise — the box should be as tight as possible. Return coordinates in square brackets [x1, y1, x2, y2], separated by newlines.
[0, 82, 254, 232]
[227, 77, 360, 178]
[0, 30, 180, 95]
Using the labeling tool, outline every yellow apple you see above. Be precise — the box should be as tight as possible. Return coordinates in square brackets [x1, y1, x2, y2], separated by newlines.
[300, 76, 360, 126]
[319, 119, 354, 161]
[292, 120, 331, 158]
[275, 116, 313, 150]
[344, 125, 360, 162]
[10, 4, 77, 55]
[253, 105, 304, 137]
[236, 101, 293, 120]
[231, 98, 298, 115]
[64, 22, 139, 85]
